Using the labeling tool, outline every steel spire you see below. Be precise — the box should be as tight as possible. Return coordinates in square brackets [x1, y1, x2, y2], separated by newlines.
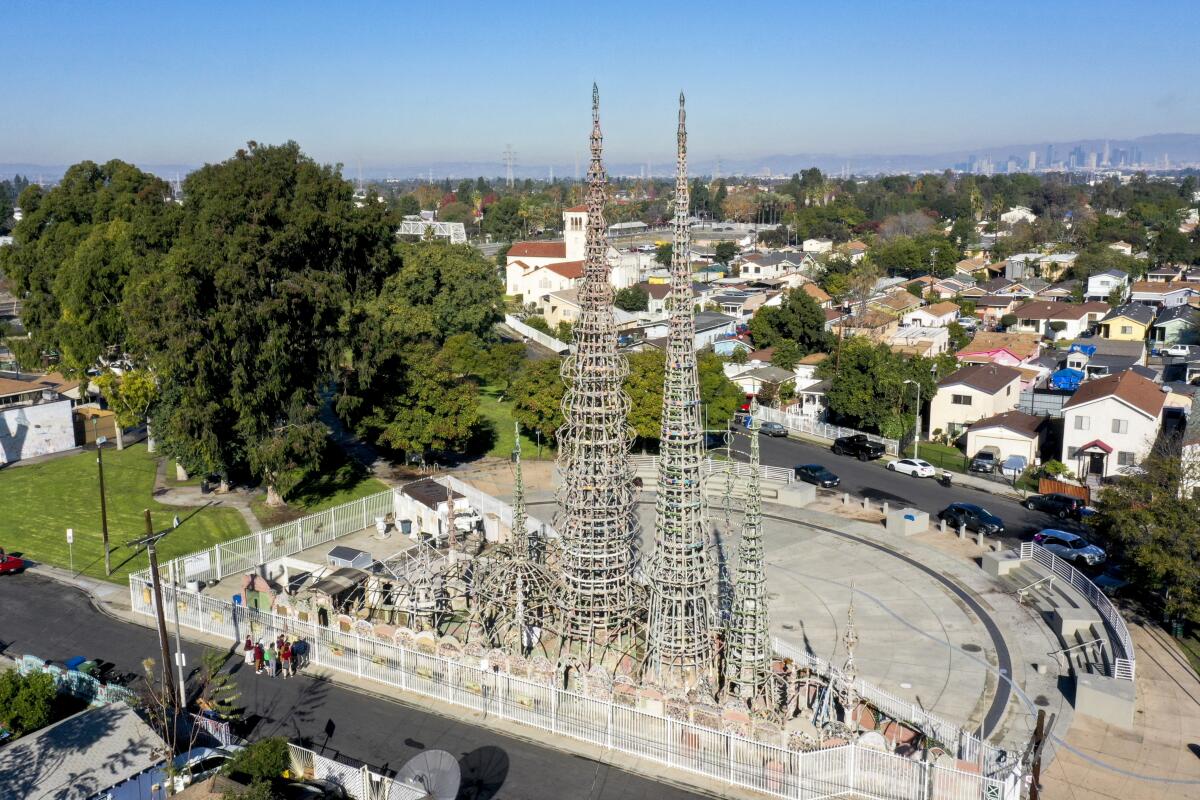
[724, 402, 771, 700]
[556, 84, 639, 660]
[645, 92, 714, 686]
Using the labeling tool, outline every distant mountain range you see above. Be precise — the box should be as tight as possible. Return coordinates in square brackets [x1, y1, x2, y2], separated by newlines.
[4, 133, 1199, 183]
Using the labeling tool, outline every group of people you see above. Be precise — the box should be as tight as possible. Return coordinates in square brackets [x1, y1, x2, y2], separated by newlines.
[244, 634, 301, 678]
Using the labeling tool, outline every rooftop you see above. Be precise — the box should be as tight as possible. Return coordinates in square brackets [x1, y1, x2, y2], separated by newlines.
[1063, 370, 1166, 419]
[508, 241, 568, 259]
[1102, 303, 1156, 325]
[937, 362, 1023, 394]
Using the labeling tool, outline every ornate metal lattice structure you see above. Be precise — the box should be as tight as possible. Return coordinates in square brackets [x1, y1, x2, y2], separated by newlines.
[475, 425, 556, 655]
[555, 85, 639, 659]
[645, 93, 715, 687]
[724, 408, 772, 701]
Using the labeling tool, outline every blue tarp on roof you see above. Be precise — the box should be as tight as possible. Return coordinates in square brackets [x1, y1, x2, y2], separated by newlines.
[1068, 343, 1097, 357]
[1050, 368, 1084, 391]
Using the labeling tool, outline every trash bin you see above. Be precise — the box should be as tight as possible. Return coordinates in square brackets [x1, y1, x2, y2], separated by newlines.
[232, 594, 242, 606]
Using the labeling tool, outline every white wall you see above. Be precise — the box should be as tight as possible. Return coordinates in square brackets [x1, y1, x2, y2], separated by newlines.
[1061, 398, 1160, 478]
[0, 399, 76, 464]
[930, 379, 1020, 438]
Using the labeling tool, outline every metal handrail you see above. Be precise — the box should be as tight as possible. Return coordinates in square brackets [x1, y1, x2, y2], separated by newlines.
[1011, 574, 1054, 599]
[1049, 638, 1107, 658]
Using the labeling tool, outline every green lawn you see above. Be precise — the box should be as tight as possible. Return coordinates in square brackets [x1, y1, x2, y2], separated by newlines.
[477, 385, 551, 459]
[0, 443, 248, 583]
[903, 440, 968, 472]
[1177, 630, 1200, 678]
[249, 448, 389, 528]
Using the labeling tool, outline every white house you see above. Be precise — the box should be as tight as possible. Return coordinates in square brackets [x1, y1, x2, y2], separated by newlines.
[1007, 300, 1110, 340]
[930, 363, 1023, 439]
[1000, 206, 1037, 225]
[1129, 280, 1200, 308]
[1061, 370, 1165, 482]
[965, 410, 1043, 468]
[0, 374, 77, 464]
[801, 237, 833, 255]
[902, 301, 960, 328]
[1107, 241, 1134, 256]
[505, 205, 635, 299]
[506, 260, 584, 304]
[1085, 269, 1129, 302]
[887, 325, 950, 356]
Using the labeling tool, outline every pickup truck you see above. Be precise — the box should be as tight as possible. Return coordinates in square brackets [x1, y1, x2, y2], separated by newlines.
[831, 434, 886, 461]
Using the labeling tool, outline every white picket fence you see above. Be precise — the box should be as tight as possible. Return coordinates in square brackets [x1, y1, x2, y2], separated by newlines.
[754, 406, 900, 455]
[288, 742, 427, 800]
[504, 314, 570, 353]
[1019, 542, 1135, 681]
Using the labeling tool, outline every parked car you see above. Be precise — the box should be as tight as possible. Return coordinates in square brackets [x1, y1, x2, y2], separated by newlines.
[171, 745, 245, 793]
[886, 458, 936, 478]
[937, 503, 1005, 536]
[831, 434, 886, 461]
[1022, 492, 1086, 520]
[795, 464, 840, 488]
[1033, 529, 1107, 566]
[1165, 344, 1193, 358]
[758, 421, 788, 437]
[968, 451, 997, 473]
[0, 549, 23, 576]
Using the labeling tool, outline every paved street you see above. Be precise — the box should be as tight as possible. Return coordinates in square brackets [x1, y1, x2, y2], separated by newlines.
[727, 431, 1081, 548]
[0, 573, 705, 800]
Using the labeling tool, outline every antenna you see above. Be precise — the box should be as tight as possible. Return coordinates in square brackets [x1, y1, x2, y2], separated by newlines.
[503, 144, 516, 188]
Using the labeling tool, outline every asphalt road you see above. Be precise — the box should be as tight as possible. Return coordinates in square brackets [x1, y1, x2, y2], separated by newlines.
[0, 573, 705, 800]
[726, 430, 1088, 549]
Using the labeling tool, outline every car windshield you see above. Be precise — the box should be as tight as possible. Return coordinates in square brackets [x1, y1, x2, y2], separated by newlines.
[976, 507, 992, 516]
[914, 460, 932, 467]
[1070, 539, 1090, 549]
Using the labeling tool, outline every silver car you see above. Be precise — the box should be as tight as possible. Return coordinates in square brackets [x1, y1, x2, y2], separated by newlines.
[1033, 529, 1107, 566]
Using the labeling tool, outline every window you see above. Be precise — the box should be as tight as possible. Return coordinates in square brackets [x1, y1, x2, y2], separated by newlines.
[1006, 386, 1012, 396]
[951, 394, 972, 406]
[1067, 446, 1078, 458]
[1120, 325, 1133, 335]
[1074, 416, 1090, 430]
[1118, 451, 1135, 466]
[1112, 419, 1128, 434]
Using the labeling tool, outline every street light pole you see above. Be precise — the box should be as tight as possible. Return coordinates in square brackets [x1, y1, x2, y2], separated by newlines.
[93, 416, 111, 575]
[904, 379, 921, 461]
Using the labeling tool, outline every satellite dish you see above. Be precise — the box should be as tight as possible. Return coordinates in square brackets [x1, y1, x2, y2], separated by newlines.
[396, 750, 461, 800]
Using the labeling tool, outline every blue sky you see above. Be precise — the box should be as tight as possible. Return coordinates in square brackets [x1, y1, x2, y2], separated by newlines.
[4, 0, 1198, 168]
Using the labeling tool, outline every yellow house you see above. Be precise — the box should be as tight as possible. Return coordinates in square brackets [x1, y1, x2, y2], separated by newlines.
[1098, 303, 1154, 341]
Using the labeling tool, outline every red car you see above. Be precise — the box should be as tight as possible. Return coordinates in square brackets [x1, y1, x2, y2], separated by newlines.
[0, 550, 24, 575]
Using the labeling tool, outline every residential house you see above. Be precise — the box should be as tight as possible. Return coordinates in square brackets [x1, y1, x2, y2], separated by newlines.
[973, 294, 1023, 325]
[729, 365, 796, 398]
[956, 331, 1042, 367]
[798, 282, 833, 308]
[1129, 280, 1200, 308]
[0, 372, 78, 464]
[693, 312, 739, 348]
[955, 256, 989, 276]
[1061, 370, 1165, 481]
[930, 363, 1024, 438]
[1007, 277, 1050, 297]
[1007, 301, 1109, 340]
[823, 307, 849, 331]
[802, 237, 833, 255]
[931, 276, 977, 299]
[839, 240, 869, 263]
[903, 301, 960, 328]
[1000, 205, 1037, 225]
[1066, 340, 1147, 380]
[1150, 305, 1199, 347]
[1107, 241, 1134, 256]
[965, 410, 1044, 468]
[1004, 253, 1042, 281]
[1085, 269, 1130, 302]
[1098, 303, 1154, 341]
[887, 325, 950, 357]
[980, 277, 1015, 294]
[964, 239, 996, 259]
[713, 290, 771, 322]
[505, 205, 636, 296]
[1146, 265, 1184, 283]
[739, 251, 812, 280]
[1040, 280, 1080, 302]
[0, 703, 169, 800]
[830, 310, 899, 343]
[871, 290, 924, 318]
[712, 338, 754, 357]
[506, 259, 584, 303]
[1037, 253, 1078, 282]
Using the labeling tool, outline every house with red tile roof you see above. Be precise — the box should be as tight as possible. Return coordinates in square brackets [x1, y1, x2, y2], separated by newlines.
[1061, 370, 1166, 482]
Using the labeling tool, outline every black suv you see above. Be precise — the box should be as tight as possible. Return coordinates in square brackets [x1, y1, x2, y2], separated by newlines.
[969, 451, 997, 473]
[1022, 493, 1085, 520]
[831, 434, 886, 461]
[795, 464, 840, 488]
[938, 503, 1005, 536]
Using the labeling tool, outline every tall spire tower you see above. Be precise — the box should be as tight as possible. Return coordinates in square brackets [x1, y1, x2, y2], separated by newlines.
[556, 84, 639, 660]
[724, 406, 771, 701]
[645, 93, 714, 686]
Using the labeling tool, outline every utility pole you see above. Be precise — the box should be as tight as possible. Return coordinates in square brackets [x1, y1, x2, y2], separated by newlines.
[93, 415, 112, 575]
[1030, 709, 1047, 800]
[142, 509, 180, 710]
[904, 379, 921, 460]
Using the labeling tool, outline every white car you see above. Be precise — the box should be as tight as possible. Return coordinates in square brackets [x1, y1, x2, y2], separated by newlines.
[171, 745, 244, 792]
[886, 458, 937, 478]
[1164, 344, 1193, 358]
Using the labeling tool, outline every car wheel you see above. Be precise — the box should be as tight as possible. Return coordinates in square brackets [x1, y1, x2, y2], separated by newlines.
[1057, 510, 1068, 520]
[1023, 500, 1035, 510]
[887, 463, 895, 471]
[832, 446, 842, 456]
[858, 453, 868, 461]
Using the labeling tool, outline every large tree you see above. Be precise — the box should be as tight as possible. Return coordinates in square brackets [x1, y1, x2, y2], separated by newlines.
[0, 160, 179, 374]
[747, 287, 833, 353]
[820, 337, 936, 438]
[129, 142, 387, 496]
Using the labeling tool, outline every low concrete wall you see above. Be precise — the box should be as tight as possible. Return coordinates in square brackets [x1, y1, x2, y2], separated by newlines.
[1053, 606, 1103, 638]
[885, 507, 929, 537]
[1075, 672, 1136, 728]
[982, 550, 1024, 577]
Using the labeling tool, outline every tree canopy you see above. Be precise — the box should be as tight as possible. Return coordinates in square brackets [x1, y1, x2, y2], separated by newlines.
[819, 338, 936, 439]
[747, 287, 833, 354]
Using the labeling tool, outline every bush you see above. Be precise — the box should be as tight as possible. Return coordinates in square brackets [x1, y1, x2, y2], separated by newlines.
[1048, 320, 1068, 333]
[223, 737, 290, 783]
[0, 669, 56, 736]
[1000, 314, 1018, 329]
